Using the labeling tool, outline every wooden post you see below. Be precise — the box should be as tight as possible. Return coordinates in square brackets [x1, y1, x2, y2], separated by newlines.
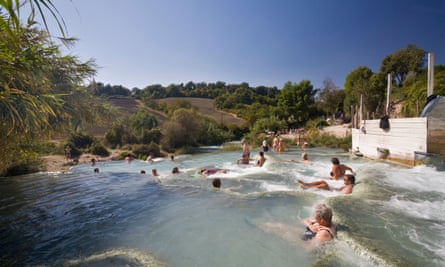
[386, 73, 392, 116]
[427, 53, 434, 97]
[359, 95, 363, 127]
[351, 105, 354, 128]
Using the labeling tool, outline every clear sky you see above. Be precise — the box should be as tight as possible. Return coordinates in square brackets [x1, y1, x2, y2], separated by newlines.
[46, 0, 445, 90]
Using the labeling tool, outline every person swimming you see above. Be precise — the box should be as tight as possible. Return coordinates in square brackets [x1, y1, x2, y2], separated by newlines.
[201, 168, 227, 177]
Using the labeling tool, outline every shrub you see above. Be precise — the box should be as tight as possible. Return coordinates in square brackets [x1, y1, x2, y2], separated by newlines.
[132, 143, 161, 159]
[67, 132, 95, 149]
[306, 129, 351, 151]
[90, 143, 110, 157]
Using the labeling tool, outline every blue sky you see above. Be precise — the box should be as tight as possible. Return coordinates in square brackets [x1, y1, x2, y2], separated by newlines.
[47, 0, 445, 89]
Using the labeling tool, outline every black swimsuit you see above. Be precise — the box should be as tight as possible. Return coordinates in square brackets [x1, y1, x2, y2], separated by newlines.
[302, 227, 334, 241]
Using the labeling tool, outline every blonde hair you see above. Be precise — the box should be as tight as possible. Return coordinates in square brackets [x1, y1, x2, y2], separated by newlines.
[314, 203, 333, 224]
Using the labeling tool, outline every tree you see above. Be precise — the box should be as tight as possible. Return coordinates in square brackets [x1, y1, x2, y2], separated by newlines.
[379, 44, 426, 87]
[161, 108, 204, 150]
[276, 80, 317, 125]
[0, 1, 98, 175]
[344, 67, 374, 113]
[317, 77, 345, 117]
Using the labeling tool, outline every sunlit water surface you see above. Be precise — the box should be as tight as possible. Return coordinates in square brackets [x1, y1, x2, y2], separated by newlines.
[1, 147, 444, 267]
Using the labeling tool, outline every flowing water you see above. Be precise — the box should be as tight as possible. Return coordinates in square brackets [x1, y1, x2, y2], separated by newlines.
[1, 146, 444, 267]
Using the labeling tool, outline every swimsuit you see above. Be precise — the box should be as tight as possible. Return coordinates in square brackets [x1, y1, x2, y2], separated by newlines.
[302, 227, 334, 241]
[207, 169, 218, 175]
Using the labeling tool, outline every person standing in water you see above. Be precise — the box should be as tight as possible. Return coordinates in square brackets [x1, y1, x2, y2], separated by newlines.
[255, 151, 266, 167]
[242, 140, 251, 158]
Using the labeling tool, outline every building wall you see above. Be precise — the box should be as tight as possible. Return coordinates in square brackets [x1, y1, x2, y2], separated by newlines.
[352, 117, 428, 163]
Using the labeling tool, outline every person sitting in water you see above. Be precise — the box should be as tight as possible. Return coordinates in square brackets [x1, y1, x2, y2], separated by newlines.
[257, 203, 336, 248]
[302, 203, 337, 243]
[286, 152, 312, 164]
[125, 154, 134, 163]
[152, 169, 159, 176]
[145, 153, 154, 163]
[211, 178, 242, 191]
[201, 168, 227, 177]
[297, 174, 355, 195]
[255, 151, 266, 167]
[171, 167, 180, 174]
[301, 152, 312, 164]
[237, 153, 254, 164]
[330, 157, 354, 180]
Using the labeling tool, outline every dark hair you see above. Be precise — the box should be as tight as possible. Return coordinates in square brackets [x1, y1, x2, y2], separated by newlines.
[93, 168, 99, 173]
[212, 178, 221, 188]
[345, 174, 355, 184]
[331, 157, 340, 165]
[140, 170, 146, 174]
[259, 151, 264, 157]
[172, 167, 179, 174]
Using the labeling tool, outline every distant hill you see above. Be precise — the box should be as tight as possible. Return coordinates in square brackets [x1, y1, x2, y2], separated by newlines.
[86, 97, 245, 136]
[157, 97, 245, 126]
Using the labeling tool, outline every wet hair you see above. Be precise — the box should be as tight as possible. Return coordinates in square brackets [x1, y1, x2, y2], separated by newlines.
[140, 170, 146, 174]
[172, 167, 179, 174]
[302, 152, 308, 160]
[331, 157, 340, 165]
[212, 178, 221, 188]
[93, 168, 99, 173]
[314, 204, 333, 224]
[344, 174, 356, 184]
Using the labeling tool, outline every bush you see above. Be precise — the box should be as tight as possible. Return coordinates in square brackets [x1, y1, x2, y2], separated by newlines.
[306, 129, 351, 151]
[67, 132, 95, 149]
[90, 143, 110, 157]
[132, 143, 161, 159]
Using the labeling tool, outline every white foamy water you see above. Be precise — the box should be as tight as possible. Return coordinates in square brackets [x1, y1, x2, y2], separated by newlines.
[1, 147, 444, 266]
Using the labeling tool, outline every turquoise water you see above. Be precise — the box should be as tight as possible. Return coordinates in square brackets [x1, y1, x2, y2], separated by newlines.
[1, 146, 444, 266]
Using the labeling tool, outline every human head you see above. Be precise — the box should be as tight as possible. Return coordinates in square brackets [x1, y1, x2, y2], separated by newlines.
[259, 151, 264, 157]
[140, 170, 146, 174]
[331, 157, 340, 165]
[152, 169, 158, 176]
[314, 203, 333, 226]
[344, 174, 355, 185]
[172, 167, 179, 174]
[93, 168, 99, 173]
[302, 152, 308, 160]
[212, 178, 221, 188]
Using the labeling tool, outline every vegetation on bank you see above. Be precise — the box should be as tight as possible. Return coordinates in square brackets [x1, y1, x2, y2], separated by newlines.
[1, 1, 444, 176]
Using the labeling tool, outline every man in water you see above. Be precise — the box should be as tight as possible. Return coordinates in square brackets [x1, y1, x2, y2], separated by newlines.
[330, 157, 354, 180]
[297, 174, 355, 195]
